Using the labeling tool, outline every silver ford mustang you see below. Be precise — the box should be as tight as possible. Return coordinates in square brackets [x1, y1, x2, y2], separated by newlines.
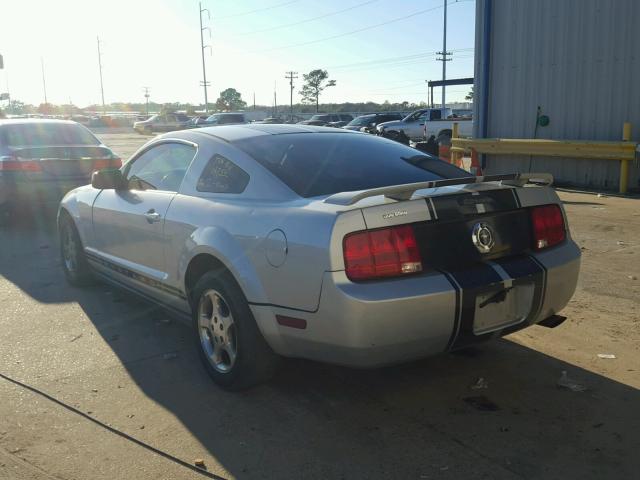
[58, 124, 581, 390]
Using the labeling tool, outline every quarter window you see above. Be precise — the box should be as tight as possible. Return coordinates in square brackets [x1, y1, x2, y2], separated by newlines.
[124, 143, 196, 192]
[197, 154, 249, 193]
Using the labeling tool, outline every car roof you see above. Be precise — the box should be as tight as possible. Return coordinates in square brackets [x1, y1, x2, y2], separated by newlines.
[192, 123, 356, 142]
[0, 118, 78, 126]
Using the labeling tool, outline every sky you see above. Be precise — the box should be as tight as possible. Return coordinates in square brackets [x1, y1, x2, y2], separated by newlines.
[0, 0, 476, 108]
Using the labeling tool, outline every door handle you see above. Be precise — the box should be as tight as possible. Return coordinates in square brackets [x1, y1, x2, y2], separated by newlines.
[144, 209, 161, 223]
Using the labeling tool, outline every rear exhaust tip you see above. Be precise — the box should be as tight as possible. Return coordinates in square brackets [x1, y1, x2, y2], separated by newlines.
[538, 314, 567, 329]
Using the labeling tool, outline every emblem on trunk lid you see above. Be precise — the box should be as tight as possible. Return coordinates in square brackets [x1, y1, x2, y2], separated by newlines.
[382, 210, 408, 220]
[471, 222, 495, 253]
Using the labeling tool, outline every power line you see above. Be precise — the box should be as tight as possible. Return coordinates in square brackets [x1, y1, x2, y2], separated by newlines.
[217, 0, 301, 20]
[329, 48, 473, 71]
[250, 0, 473, 54]
[232, 0, 378, 37]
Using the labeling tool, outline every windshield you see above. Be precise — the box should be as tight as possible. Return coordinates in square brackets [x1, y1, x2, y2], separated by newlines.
[310, 115, 330, 121]
[1, 123, 101, 147]
[233, 132, 470, 198]
[402, 109, 427, 122]
[347, 116, 375, 127]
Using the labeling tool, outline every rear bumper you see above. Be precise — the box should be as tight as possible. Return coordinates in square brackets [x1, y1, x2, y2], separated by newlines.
[0, 178, 90, 209]
[252, 240, 581, 367]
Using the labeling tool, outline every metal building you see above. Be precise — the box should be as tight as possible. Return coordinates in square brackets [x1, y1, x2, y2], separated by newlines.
[473, 0, 640, 191]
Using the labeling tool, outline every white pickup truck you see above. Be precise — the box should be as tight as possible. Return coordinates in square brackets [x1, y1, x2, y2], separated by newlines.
[375, 107, 473, 143]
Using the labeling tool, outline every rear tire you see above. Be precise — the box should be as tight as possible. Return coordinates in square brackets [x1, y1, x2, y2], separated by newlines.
[191, 270, 279, 390]
[59, 213, 93, 286]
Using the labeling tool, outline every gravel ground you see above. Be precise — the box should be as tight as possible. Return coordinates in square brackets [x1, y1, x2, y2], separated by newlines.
[0, 133, 638, 479]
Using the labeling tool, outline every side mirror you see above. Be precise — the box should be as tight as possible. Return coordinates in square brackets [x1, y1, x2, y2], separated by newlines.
[92, 169, 125, 190]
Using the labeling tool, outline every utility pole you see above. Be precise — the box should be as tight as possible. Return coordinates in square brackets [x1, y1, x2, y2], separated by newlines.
[40, 57, 48, 105]
[273, 81, 278, 117]
[199, 2, 212, 113]
[285, 71, 298, 119]
[142, 86, 150, 115]
[436, 0, 452, 109]
[1, 55, 11, 114]
[96, 37, 106, 114]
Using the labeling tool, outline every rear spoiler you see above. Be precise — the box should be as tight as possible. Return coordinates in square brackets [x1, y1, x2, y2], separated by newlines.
[324, 173, 553, 206]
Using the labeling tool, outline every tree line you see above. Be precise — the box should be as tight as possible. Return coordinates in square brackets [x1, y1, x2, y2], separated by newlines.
[1, 69, 446, 117]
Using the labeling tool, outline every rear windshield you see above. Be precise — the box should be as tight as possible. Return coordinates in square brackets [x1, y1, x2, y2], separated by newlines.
[1, 123, 100, 147]
[233, 132, 471, 198]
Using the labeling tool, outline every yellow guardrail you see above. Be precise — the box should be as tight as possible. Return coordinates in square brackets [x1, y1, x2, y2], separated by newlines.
[451, 122, 637, 194]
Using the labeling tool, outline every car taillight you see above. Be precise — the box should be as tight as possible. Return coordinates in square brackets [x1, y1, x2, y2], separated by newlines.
[0, 156, 42, 172]
[93, 157, 122, 170]
[530, 204, 566, 250]
[343, 224, 423, 281]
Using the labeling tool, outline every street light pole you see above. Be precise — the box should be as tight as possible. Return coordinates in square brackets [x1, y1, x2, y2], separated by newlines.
[40, 57, 48, 105]
[97, 37, 106, 114]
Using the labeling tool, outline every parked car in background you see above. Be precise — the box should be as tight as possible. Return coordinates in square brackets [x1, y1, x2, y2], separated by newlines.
[200, 113, 248, 127]
[376, 108, 473, 143]
[59, 124, 579, 390]
[343, 113, 403, 133]
[253, 117, 285, 124]
[0, 119, 121, 221]
[189, 115, 210, 127]
[298, 113, 353, 126]
[133, 113, 191, 135]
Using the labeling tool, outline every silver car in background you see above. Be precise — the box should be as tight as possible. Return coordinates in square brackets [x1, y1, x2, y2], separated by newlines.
[58, 125, 580, 390]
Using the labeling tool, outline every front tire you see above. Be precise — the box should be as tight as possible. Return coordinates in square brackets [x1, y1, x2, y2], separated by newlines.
[192, 270, 279, 390]
[59, 213, 93, 286]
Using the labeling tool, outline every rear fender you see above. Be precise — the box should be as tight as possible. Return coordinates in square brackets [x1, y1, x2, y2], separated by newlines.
[184, 226, 269, 305]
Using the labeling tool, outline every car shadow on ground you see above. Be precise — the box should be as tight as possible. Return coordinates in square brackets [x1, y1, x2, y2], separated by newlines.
[1, 218, 638, 479]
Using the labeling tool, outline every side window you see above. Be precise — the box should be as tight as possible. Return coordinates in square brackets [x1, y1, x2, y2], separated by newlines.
[125, 143, 196, 192]
[430, 110, 442, 120]
[418, 112, 430, 122]
[197, 154, 249, 194]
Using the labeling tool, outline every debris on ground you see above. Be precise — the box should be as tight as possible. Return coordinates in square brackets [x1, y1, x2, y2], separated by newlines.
[163, 353, 178, 360]
[70, 333, 83, 342]
[195, 458, 206, 469]
[617, 241, 626, 246]
[463, 395, 500, 411]
[557, 371, 587, 392]
[629, 275, 637, 280]
[91, 389, 98, 393]
[597, 193, 606, 198]
[597, 353, 616, 359]
[470, 377, 489, 390]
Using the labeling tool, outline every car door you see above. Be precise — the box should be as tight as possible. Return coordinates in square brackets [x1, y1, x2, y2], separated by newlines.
[90, 141, 197, 298]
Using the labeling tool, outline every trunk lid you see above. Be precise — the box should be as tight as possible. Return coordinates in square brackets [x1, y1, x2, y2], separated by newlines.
[9, 145, 118, 181]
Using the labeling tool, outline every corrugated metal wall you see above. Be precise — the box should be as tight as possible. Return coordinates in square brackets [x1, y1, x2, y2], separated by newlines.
[473, 0, 640, 191]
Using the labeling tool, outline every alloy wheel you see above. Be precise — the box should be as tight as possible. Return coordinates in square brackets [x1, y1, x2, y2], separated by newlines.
[197, 289, 237, 373]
